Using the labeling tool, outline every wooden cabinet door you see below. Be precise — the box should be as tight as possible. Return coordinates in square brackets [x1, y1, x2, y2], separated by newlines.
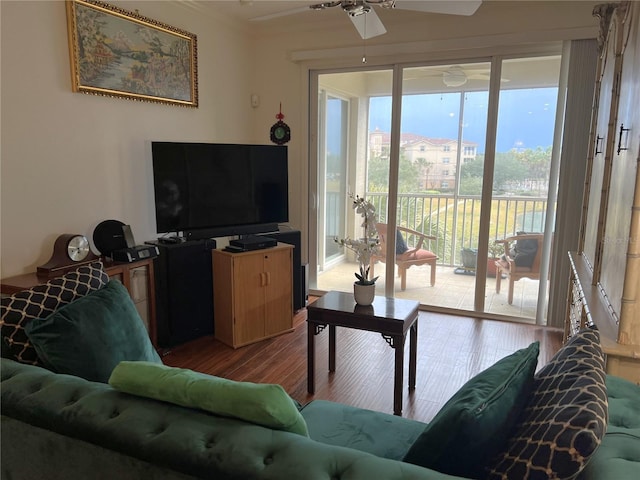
[232, 253, 267, 346]
[129, 266, 150, 329]
[601, 2, 640, 343]
[263, 247, 293, 336]
[583, 3, 626, 273]
[571, 3, 640, 369]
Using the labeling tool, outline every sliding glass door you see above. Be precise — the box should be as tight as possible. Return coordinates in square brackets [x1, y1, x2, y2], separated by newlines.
[315, 69, 392, 290]
[484, 57, 561, 319]
[393, 63, 490, 311]
[318, 91, 350, 272]
[311, 54, 562, 324]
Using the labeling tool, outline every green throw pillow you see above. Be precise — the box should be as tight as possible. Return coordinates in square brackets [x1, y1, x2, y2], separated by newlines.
[403, 341, 540, 478]
[109, 361, 309, 437]
[25, 280, 161, 383]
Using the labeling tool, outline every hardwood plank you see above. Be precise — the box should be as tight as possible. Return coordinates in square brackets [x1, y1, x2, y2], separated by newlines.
[163, 305, 563, 423]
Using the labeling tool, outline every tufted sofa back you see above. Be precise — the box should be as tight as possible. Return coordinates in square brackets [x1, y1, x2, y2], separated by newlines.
[0, 359, 460, 480]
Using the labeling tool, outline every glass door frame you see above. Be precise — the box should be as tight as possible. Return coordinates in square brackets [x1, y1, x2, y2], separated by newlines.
[318, 90, 352, 272]
[308, 51, 565, 325]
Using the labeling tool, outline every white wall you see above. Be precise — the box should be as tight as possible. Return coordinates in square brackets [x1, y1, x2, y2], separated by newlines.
[1, 0, 259, 276]
[1, 0, 600, 278]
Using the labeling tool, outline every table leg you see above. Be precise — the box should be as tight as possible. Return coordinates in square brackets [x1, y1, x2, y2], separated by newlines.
[329, 325, 336, 372]
[307, 322, 315, 394]
[409, 320, 418, 390]
[393, 334, 406, 416]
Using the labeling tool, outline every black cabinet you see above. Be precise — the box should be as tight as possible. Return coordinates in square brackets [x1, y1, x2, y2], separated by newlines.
[151, 239, 216, 348]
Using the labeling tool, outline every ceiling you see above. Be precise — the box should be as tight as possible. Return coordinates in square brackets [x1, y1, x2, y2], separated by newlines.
[184, 1, 328, 22]
[176, 1, 486, 36]
[180, 1, 564, 91]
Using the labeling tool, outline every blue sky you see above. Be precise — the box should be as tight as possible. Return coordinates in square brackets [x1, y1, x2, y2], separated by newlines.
[368, 87, 559, 154]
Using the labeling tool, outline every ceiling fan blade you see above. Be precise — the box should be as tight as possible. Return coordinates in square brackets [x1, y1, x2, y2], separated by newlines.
[350, 9, 387, 39]
[393, 0, 482, 16]
[467, 73, 489, 79]
[250, 5, 311, 22]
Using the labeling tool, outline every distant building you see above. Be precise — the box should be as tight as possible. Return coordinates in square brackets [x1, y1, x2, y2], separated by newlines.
[369, 129, 478, 190]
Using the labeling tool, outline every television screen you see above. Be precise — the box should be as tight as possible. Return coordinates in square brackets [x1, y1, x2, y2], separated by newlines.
[152, 142, 288, 236]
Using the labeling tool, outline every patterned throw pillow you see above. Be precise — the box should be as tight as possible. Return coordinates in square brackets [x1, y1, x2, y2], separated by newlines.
[0, 262, 109, 365]
[486, 327, 608, 480]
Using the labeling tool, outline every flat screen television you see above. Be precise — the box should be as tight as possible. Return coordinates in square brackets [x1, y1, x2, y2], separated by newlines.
[151, 142, 288, 239]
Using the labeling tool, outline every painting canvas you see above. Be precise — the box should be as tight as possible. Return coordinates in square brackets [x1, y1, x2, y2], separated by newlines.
[66, 0, 198, 107]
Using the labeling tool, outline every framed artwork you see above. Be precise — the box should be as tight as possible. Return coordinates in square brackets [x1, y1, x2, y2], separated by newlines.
[66, 0, 198, 107]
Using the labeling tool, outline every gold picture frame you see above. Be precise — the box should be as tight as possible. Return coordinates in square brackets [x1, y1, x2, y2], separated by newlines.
[66, 0, 198, 107]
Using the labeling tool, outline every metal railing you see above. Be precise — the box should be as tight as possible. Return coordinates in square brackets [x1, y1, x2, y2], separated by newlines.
[365, 192, 551, 266]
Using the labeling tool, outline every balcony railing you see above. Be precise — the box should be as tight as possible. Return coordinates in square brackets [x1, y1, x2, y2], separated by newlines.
[362, 192, 550, 266]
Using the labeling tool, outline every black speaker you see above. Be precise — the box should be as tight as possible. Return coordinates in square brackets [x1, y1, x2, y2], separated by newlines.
[259, 228, 305, 311]
[151, 239, 216, 348]
[93, 220, 127, 256]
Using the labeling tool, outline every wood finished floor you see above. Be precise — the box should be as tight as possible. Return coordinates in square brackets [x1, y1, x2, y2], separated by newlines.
[163, 300, 563, 423]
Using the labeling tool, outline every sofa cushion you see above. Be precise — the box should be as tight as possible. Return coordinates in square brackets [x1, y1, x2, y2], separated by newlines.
[486, 327, 608, 480]
[1, 262, 109, 365]
[396, 230, 409, 254]
[109, 360, 308, 436]
[302, 399, 427, 460]
[580, 375, 640, 480]
[403, 341, 539, 478]
[512, 231, 539, 268]
[24, 280, 161, 383]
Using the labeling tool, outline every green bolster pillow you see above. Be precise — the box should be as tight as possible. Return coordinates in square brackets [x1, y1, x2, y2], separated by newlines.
[109, 361, 308, 436]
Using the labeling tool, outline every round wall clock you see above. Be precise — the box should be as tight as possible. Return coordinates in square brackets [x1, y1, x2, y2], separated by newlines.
[270, 120, 291, 145]
[37, 233, 99, 276]
[270, 104, 291, 145]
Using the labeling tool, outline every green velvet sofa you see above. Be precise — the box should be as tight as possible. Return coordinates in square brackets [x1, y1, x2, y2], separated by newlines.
[1, 264, 639, 479]
[1, 356, 639, 480]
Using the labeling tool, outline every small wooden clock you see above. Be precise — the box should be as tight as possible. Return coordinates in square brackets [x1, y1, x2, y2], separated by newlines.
[37, 234, 99, 276]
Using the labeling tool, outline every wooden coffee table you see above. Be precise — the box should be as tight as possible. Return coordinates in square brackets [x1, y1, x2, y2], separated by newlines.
[307, 290, 419, 416]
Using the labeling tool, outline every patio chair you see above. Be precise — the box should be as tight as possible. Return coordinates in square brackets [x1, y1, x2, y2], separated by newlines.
[370, 223, 438, 290]
[494, 232, 545, 305]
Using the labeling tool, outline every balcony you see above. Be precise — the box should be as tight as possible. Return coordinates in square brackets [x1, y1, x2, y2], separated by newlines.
[317, 192, 550, 322]
[317, 261, 541, 321]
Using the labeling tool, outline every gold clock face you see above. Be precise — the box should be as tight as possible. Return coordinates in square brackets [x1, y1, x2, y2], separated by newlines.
[67, 235, 90, 261]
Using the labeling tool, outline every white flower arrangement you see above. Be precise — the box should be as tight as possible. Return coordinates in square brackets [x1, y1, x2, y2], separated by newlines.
[334, 193, 381, 286]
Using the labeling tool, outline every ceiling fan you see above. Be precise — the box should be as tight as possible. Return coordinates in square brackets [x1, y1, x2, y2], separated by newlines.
[251, 1, 483, 39]
[404, 65, 510, 87]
